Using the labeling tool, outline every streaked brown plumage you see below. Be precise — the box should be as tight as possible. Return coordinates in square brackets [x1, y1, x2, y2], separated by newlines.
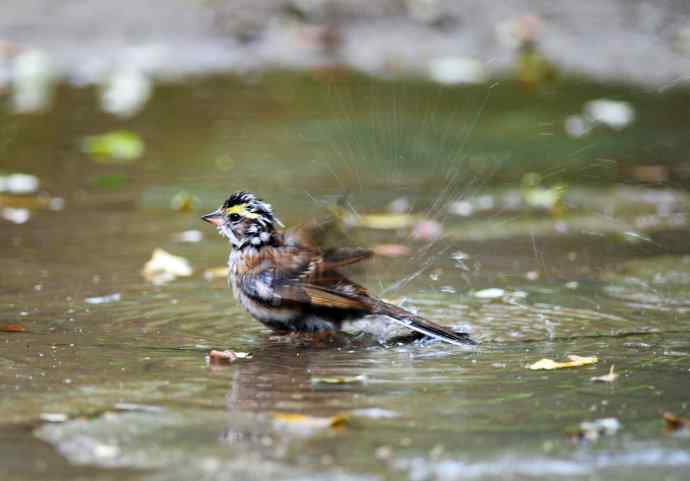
[202, 192, 475, 346]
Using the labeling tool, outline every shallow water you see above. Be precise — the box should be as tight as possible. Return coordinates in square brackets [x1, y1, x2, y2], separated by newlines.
[1, 72, 690, 481]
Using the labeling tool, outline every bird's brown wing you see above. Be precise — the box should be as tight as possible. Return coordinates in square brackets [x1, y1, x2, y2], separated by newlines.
[267, 245, 372, 311]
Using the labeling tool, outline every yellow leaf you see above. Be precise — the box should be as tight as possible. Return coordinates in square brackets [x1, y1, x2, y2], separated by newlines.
[346, 213, 416, 230]
[271, 412, 348, 429]
[141, 248, 193, 285]
[528, 355, 598, 370]
[203, 266, 229, 280]
[590, 365, 619, 383]
[311, 375, 367, 385]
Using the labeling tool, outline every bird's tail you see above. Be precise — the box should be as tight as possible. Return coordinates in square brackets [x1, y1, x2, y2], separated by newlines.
[369, 300, 476, 346]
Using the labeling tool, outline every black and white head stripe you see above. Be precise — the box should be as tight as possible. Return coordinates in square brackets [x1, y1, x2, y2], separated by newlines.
[223, 191, 284, 228]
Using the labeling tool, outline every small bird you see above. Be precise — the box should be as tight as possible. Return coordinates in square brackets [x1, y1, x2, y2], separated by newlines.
[202, 192, 475, 346]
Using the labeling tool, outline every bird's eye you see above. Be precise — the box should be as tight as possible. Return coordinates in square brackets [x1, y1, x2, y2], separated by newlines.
[229, 213, 241, 222]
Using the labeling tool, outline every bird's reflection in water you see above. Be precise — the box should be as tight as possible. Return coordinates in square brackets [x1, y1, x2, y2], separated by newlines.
[219, 332, 377, 445]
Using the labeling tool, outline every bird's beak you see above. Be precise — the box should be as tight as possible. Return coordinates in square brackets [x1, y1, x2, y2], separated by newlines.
[201, 209, 224, 226]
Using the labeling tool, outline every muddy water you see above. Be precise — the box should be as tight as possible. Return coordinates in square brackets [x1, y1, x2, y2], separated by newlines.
[1, 72, 690, 481]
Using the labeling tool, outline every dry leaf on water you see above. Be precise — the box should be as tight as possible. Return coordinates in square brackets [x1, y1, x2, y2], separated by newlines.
[662, 412, 690, 432]
[345, 213, 416, 230]
[372, 244, 412, 257]
[141, 248, 193, 285]
[311, 375, 367, 385]
[569, 417, 621, 442]
[528, 355, 598, 370]
[85, 293, 121, 305]
[272, 412, 348, 430]
[591, 365, 619, 383]
[203, 266, 229, 281]
[206, 350, 252, 365]
[1, 323, 25, 333]
[0, 194, 64, 211]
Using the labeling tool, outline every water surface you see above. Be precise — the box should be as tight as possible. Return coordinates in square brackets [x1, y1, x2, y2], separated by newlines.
[1, 72, 690, 481]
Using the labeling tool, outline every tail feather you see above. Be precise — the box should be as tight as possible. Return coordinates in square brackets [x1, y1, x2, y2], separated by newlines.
[370, 300, 476, 346]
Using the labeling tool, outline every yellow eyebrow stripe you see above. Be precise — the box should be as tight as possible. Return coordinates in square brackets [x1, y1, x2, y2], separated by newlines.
[225, 204, 260, 219]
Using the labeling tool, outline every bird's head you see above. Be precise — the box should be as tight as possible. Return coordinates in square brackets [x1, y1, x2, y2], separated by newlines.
[202, 191, 283, 248]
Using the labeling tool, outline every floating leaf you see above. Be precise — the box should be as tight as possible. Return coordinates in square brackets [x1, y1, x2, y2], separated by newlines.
[85, 293, 121, 305]
[372, 244, 412, 257]
[345, 213, 416, 230]
[591, 365, 619, 383]
[12, 50, 55, 113]
[173, 230, 203, 243]
[170, 191, 199, 212]
[2, 207, 30, 224]
[206, 350, 252, 365]
[91, 174, 129, 190]
[474, 288, 505, 299]
[0, 173, 39, 194]
[569, 417, 621, 442]
[101, 66, 152, 117]
[272, 412, 348, 430]
[311, 375, 367, 385]
[528, 355, 598, 370]
[411, 219, 443, 242]
[203, 266, 229, 281]
[114, 403, 165, 413]
[428, 56, 485, 85]
[584, 99, 635, 130]
[351, 408, 399, 419]
[82, 131, 144, 163]
[39, 413, 68, 423]
[0, 194, 63, 211]
[662, 412, 690, 432]
[1, 323, 26, 333]
[141, 248, 193, 285]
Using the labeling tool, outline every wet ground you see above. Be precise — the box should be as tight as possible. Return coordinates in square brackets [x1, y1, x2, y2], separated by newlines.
[2, 0, 690, 87]
[1, 72, 690, 481]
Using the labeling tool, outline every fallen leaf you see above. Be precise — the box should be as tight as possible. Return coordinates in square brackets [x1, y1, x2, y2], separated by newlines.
[528, 355, 598, 370]
[114, 403, 165, 413]
[411, 219, 443, 242]
[203, 266, 229, 281]
[372, 244, 412, 257]
[91, 174, 129, 190]
[12, 50, 55, 113]
[0, 173, 39, 194]
[591, 365, 619, 383]
[624, 165, 669, 183]
[662, 412, 690, 432]
[101, 67, 152, 117]
[272, 412, 348, 430]
[141, 248, 193, 285]
[85, 293, 121, 305]
[428, 56, 486, 85]
[82, 130, 144, 163]
[170, 191, 199, 212]
[311, 375, 367, 385]
[39, 412, 68, 423]
[206, 350, 252, 365]
[474, 288, 505, 299]
[569, 417, 621, 442]
[345, 213, 416, 230]
[2, 207, 30, 224]
[584, 99, 635, 130]
[352, 408, 399, 419]
[0, 194, 63, 211]
[173, 230, 203, 243]
[1, 323, 25, 333]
